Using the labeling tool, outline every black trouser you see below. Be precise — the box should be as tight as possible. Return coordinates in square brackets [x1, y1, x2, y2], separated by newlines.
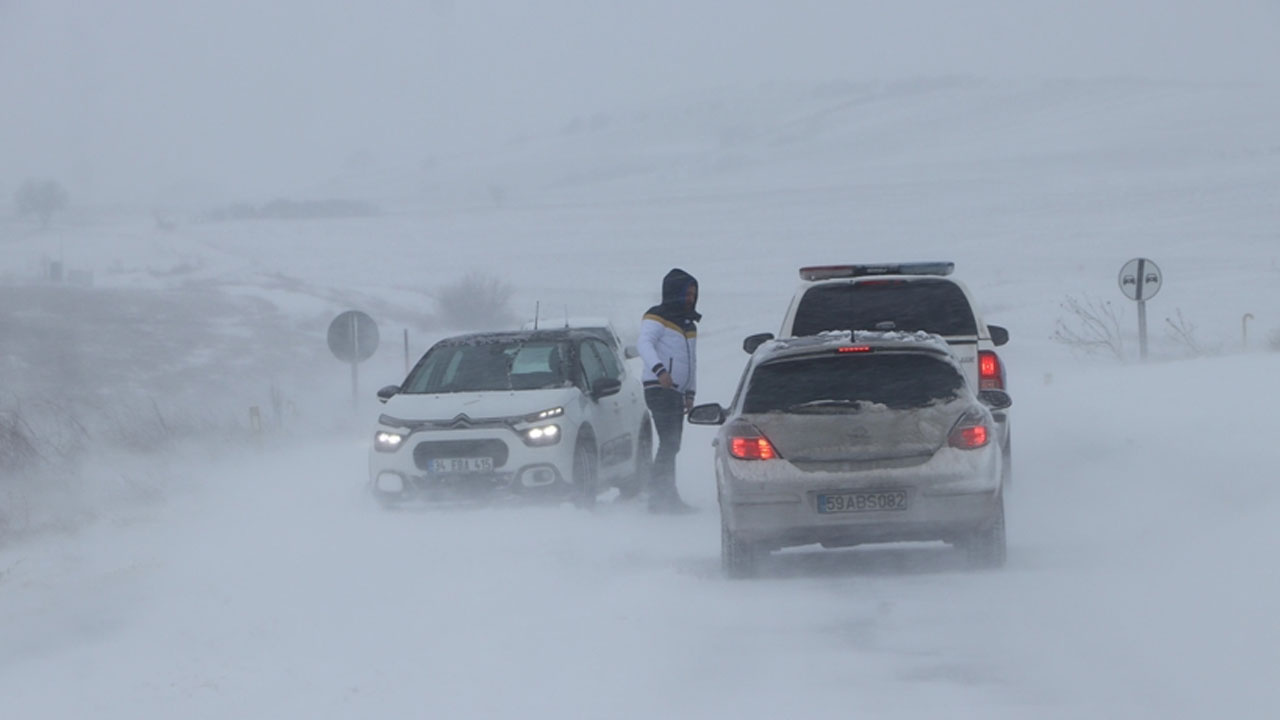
[644, 387, 685, 500]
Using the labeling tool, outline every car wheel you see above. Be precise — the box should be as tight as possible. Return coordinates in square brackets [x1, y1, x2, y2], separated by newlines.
[721, 518, 761, 579]
[617, 419, 652, 501]
[572, 435, 598, 510]
[961, 494, 1007, 569]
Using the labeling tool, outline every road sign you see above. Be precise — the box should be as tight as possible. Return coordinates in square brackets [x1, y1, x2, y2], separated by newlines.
[1118, 258, 1161, 360]
[327, 310, 380, 363]
[328, 310, 380, 408]
[1118, 258, 1162, 302]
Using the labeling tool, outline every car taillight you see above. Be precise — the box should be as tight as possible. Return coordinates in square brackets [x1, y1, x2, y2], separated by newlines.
[837, 346, 872, 354]
[949, 423, 989, 449]
[730, 435, 780, 460]
[978, 350, 1004, 390]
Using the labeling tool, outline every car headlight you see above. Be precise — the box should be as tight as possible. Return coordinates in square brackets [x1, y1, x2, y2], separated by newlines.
[521, 423, 561, 446]
[525, 406, 564, 422]
[374, 430, 406, 453]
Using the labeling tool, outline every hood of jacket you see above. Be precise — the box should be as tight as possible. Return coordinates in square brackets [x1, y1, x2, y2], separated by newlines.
[654, 268, 701, 322]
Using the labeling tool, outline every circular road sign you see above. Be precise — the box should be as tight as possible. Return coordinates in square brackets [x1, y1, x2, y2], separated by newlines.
[327, 310, 380, 363]
[1118, 258, 1162, 302]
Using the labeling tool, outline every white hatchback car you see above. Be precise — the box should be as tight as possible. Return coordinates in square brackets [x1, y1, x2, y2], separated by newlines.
[369, 329, 652, 507]
[690, 331, 1011, 578]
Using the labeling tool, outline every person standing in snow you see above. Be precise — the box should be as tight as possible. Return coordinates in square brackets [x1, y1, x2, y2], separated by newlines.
[637, 268, 700, 514]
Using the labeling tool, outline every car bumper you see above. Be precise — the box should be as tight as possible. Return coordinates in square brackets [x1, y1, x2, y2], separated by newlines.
[720, 457, 1002, 549]
[368, 426, 576, 503]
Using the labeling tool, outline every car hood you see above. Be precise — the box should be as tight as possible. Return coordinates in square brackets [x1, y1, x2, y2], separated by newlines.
[380, 387, 579, 425]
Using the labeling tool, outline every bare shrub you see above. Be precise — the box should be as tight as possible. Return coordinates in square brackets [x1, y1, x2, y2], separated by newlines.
[1164, 308, 1213, 357]
[1052, 295, 1127, 360]
[435, 272, 517, 330]
[0, 411, 42, 472]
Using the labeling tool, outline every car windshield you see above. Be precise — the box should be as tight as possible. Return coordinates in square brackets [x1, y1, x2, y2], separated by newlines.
[793, 279, 978, 337]
[742, 353, 964, 413]
[402, 340, 572, 393]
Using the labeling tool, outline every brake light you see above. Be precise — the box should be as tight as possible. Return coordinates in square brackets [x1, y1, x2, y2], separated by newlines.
[949, 424, 989, 449]
[837, 346, 872, 353]
[730, 435, 780, 460]
[978, 350, 1004, 390]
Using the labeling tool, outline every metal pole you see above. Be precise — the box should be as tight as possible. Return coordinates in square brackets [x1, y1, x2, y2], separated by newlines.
[404, 328, 410, 374]
[1138, 300, 1148, 361]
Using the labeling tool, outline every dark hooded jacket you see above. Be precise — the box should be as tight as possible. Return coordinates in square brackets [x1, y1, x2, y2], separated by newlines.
[637, 268, 699, 397]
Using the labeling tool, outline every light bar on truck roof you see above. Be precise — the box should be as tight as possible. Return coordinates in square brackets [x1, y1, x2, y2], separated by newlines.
[799, 262, 955, 281]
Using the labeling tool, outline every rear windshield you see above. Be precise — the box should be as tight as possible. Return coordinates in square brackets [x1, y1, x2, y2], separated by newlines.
[742, 353, 965, 413]
[792, 279, 977, 337]
[403, 340, 572, 393]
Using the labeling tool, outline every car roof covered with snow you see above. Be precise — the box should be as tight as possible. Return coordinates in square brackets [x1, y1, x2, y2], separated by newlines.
[433, 328, 607, 348]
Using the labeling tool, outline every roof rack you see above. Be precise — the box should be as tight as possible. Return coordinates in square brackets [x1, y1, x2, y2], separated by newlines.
[799, 262, 955, 281]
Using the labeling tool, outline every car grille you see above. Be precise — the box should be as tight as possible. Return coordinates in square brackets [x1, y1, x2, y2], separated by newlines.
[413, 439, 510, 471]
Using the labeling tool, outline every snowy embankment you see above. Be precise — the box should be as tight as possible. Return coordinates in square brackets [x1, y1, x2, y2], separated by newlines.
[1, 77, 1278, 717]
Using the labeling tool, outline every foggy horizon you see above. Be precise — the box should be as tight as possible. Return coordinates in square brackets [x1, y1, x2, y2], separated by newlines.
[3, 0, 1278, 206]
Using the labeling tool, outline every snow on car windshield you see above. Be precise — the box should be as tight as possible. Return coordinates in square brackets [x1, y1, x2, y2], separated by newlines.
[402, 341, 572, 393]
[744, 353, 965, 413]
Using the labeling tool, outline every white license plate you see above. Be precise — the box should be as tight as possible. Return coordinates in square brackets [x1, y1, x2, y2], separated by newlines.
[429, 457, 494, 474]
[817, 490, 909, 514]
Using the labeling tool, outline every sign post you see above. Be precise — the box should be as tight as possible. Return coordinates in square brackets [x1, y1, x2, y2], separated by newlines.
[1118, 258, 1162, 361]
[327, 310, 380, 408]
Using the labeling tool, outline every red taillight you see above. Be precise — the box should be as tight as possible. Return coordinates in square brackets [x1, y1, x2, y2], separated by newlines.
[978, 350, 1004, 390]
[949, 424, 989, 449]
[837, 346, 872, 353]
[730, 436, 779, 460]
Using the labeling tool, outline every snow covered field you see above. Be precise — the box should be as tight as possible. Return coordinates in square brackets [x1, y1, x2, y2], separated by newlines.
[3, 71, 1279, 718]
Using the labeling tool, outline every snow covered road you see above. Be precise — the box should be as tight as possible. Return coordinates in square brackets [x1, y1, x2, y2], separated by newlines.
[3, 352, 1277, 719]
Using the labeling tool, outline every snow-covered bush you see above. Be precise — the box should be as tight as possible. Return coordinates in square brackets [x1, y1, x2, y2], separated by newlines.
[435, 272, 517, 330]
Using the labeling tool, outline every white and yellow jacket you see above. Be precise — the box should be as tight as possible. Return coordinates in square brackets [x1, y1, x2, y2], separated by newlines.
[637, 311, 697, 399]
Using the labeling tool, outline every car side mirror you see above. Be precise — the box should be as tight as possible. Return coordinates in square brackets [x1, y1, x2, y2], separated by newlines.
[978, 389, 1012, 410]
[988, 325, 1009, 347]
[591, 378, 622, 400]
[376, 385, 401, 404]
[624, 345, 640, 360]
[743, 333, 774, 354]
[687, 403, 726, 425]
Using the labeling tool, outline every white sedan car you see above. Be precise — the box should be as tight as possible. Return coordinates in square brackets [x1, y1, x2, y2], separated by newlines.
[369, 328, 653, 507]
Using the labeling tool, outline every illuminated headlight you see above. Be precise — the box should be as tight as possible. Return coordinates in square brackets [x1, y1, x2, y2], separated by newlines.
[525, 407, 564, 422]
[522, 424, 561, 446]
[374, 430, 406, 453]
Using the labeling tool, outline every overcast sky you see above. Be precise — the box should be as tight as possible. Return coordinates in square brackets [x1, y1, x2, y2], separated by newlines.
[2, 0, 1277, 205]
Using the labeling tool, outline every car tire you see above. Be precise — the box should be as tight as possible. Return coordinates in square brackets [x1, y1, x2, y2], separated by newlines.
[617, 419, 652, 501]
[961, 494, 1007, 569]
[572, 434, 598, 510]
[721, 518, 761, 579]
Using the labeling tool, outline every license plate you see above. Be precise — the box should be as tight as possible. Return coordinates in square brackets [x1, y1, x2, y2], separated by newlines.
[429, 457, 494, 474]
[817, 490, 909, 514]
